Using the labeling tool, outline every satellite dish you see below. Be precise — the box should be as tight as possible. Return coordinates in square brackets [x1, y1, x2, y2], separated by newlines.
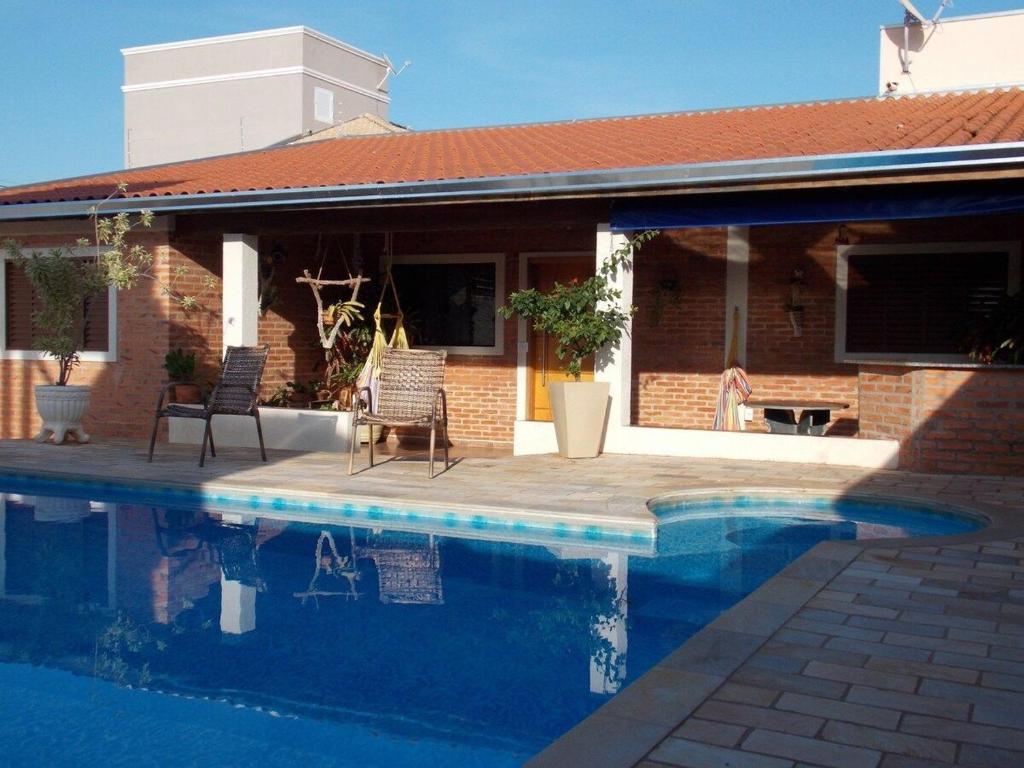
[899, 0, 951, 26]
[897, 0, 951, 75]
[376, 53, 411, 91]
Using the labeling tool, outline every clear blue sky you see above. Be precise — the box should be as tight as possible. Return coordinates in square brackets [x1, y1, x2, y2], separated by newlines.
[1, 0, 1021, 186]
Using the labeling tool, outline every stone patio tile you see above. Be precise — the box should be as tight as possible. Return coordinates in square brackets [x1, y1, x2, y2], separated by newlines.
[771, 629, 827, 648]
[797, 608, 848, 625]
[898, 610, 996, 632]
[822, 721, 957, 762]
[949, 627, 1024, 649]
[878, 756, 956, 768]
[803, 662, 918, 693]
[844, 616, 946, 638]
[899, 713, 1024, 751]
[957, 743, 1024, 768]
[979, 671, 1024, 691]
[786, 618, 883, 643]
[881, 631, 988, 657]
[746, 654, 807, 675]
[863, 657, 979, 685]
[649, 737, 794, 768]
[709, 600, 800, 638]
[602, 668, 724, 728]
[673, 718, 747, 748]
[931, 650, 1024, 676]
[525, 712, 670, 768]
[731, 667, 848, 700]
[693, 700, 823, 738]
[740, 729, 880, 768]
[660, 629, 766, 678]
[845, 685, 970, 720]
[775, 692, 900, 730]
[804, 599, 900, 621]
[824, 637, 932, 662]
[917, 678, 1024, 719]
[713, 683, 779, 708]
[761, 642, 869, 668]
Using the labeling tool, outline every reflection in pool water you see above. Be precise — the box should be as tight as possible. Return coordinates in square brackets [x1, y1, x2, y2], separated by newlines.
[0, 487, 981, 767]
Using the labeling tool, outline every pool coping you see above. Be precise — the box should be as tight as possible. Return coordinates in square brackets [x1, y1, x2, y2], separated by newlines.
[526, 487, 1022, 768]
[0, 466, 658, 552]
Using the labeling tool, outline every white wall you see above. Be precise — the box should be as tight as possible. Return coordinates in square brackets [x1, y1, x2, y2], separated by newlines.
[879, 10, 1024, 95]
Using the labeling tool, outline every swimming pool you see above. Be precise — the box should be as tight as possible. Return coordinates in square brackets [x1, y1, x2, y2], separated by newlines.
[0, 480, 983, 767]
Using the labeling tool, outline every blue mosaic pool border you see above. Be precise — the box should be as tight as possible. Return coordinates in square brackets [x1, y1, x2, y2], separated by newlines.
[0, 469, 656, 551]
[649, 490, 990, 529]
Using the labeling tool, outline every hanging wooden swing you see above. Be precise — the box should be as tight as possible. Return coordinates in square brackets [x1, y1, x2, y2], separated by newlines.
[295, 234, 371, 350]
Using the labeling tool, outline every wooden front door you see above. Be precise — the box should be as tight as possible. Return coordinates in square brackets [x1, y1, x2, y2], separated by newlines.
[528, 256, 595, 421]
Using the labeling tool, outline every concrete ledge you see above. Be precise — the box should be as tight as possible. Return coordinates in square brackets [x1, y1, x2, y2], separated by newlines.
[170, 406, 358, 453]
[514, 420, 900, 470]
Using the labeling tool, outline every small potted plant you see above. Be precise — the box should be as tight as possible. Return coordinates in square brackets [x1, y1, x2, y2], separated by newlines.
[500, 230, 658, 458]
[163, 348, 202, 404]
[964, 292, 1023, 364]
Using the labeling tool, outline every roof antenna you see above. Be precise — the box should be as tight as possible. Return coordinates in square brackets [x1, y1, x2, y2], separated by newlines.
[898, 0, 952, 74]
[376, 54, 411, 91]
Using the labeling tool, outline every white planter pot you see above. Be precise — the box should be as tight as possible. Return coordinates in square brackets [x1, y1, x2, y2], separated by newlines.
[358, 422, 385, 445]
[34, 385, 91, 444]
[548, 381, 610, 459]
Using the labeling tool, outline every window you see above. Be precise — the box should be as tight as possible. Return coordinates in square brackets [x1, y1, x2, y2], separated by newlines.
[835, 242, 1020, 363]
[1, 252, 117, 361]
[314, 87, 334, 124]
[391, 254, 505, 355]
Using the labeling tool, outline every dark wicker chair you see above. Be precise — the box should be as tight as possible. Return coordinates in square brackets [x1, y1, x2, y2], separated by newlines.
[349, 348, 449, 478]
[148, 345, 270, 467]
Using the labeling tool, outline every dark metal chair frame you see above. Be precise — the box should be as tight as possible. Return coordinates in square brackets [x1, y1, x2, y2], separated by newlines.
[148, 345, 270, 467]
[348, 348, 449, 478]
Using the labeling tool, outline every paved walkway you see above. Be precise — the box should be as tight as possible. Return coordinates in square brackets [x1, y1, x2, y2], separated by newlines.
[1, 439, 1023, 767]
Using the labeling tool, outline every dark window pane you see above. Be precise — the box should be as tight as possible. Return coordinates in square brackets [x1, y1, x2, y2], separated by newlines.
[393, 261, 496, 348]
[5, 260, 109, 353]
[845, 250, 1008, 355]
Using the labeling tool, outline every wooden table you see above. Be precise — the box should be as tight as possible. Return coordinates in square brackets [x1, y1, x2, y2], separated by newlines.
[746, 399, 850, 436]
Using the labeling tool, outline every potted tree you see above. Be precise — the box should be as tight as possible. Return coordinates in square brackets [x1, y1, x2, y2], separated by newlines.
[13, 248, 108, 443]
[501, 230, 658, 458]
[4, 184, 211, 445]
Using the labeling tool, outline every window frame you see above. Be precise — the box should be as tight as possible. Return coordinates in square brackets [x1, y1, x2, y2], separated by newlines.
[389, 252, 505, 356]
[0, 247, 118, 363]
[834, 241, 1021, 365]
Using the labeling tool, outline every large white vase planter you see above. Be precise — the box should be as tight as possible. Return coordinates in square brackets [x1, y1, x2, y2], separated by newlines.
[34, 385, 91, 444]
[548, 380, 610, 459]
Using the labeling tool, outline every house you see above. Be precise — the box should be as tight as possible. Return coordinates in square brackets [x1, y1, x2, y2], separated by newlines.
[2, 17, 1022, 477]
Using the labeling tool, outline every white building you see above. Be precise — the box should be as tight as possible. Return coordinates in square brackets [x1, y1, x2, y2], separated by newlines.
[122, 26, 391, 167]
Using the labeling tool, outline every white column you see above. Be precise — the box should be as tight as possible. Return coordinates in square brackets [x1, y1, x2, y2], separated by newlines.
[589, 551, 628, 694]
[594, 224, 632, 432]
[219, 513, 257, 635]
[724, 226, 750, 368]
[220, 576, 257, 635]
[222, 234, 260, 352]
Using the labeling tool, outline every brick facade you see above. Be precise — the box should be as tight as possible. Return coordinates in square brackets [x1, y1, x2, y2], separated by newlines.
[1, 212, 1021, 475]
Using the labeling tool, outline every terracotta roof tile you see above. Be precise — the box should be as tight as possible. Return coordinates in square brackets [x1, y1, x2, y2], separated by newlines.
[4, 89, 1024, 207]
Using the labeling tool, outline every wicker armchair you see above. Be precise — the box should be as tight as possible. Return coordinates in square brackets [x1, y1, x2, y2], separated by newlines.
[349, 348, 449, 478]
[148, 345, 270, 467]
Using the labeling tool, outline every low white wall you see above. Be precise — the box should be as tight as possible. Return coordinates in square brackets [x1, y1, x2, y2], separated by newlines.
[514, 420, 900, 470]
[170, 407, 358, 454]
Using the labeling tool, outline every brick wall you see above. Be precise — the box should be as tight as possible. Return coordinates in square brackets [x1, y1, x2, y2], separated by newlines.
[860, 364, 1024, 475]
[632, 228, 727, 429]
[0, 229, 171, 440]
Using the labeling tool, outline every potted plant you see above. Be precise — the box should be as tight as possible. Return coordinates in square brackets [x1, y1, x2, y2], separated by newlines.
[964, 292, 1023, 364]
[500, 230, 658, 458]
[8, 247, 109, 443]
[163, 348, 202, 403]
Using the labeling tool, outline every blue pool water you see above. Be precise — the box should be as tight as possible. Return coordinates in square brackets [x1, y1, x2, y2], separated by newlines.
[0, 481, 982, 767]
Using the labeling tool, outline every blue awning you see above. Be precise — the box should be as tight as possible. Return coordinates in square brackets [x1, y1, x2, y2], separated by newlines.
[610, 184, 1024, 230]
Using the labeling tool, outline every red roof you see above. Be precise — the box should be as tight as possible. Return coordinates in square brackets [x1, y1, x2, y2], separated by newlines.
[4, 89, 1024, 206]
